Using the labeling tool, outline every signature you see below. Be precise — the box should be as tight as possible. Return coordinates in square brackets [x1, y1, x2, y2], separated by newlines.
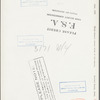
[32, 41, 72, 54]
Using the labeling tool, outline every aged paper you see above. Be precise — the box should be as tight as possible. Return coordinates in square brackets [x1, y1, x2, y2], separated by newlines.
[1, 0, 99, 100]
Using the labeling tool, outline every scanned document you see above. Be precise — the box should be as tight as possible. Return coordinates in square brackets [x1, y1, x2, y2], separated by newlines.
[1, 0, 99, 100]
